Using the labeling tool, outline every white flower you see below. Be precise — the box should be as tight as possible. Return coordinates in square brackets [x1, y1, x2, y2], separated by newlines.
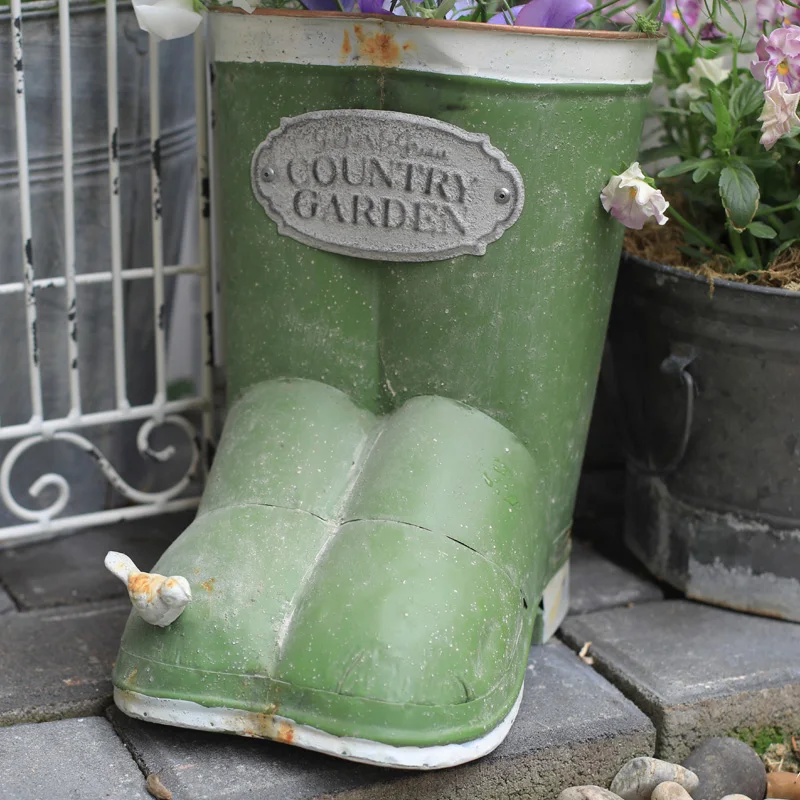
[674, 57, 730, 106]
[132, 0, 203, 40]
[601, 163, 670, 230]
[675, 81, 705, 106]
[688, 57, 730, 87]
[759, 80, 800, 150]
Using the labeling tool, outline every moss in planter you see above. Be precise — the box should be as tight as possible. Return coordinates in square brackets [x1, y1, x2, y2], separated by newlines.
[623, 222, 800, 291]
[732, 725, 789, 756]
[730, 726, 800, 772]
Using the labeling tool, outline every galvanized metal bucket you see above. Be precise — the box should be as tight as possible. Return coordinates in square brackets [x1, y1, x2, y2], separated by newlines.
[608, 254, 800, 622]
[0, 0, 196, 526]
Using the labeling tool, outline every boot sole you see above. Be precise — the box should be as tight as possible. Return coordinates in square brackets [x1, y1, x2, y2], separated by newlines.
[114, 684, 523, 770]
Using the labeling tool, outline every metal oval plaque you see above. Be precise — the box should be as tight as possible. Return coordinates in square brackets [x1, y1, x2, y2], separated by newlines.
[250, 109, 525, 263]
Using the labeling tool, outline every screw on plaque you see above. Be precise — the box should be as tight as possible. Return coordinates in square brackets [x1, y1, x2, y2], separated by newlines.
[495, 188, 511, 204]
[262, 166, 275, 183]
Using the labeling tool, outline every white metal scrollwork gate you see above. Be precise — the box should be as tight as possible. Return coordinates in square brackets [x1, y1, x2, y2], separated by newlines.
[0, 0, 213, 543]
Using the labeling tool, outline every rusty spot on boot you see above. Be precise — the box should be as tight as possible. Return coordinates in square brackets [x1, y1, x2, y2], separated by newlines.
[201, 578, 216, 593]
[276, 720, 295, 744]
[127, 668, 138, 686]
[243, 709, 278, 739]
[340, 29, 352, 62]
[353, 24, 402, 68]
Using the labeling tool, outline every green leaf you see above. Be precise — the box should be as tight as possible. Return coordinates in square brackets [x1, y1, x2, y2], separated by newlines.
[677, 244, 710, 261]
[730, 79, 765, 121]
[733, 125, 766, 144]
[779, 134, 800, 152]
[747, 221, 777, 239]
[712, 89, 735, 153]
[433, 0, 458, 18]
[656, 50, 673, 79]
[742, 154, 780, 170]
[773, 237, 800, 257]
[779, 218, 800, 238]
[692, 160, 722, 183]
[692, 101, 718, 126]
[659, 158, 707, 178]
[719, 162, 760, 231]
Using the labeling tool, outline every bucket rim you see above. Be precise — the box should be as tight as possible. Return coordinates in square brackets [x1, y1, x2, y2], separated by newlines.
[209, 6, 660, 42]
[622, 252, 800, 300]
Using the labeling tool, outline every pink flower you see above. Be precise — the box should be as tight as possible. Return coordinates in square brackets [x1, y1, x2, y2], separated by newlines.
[751, 26, 800, 92]
[756, 0, 800, 27]
[606, 0, 645, 25]
[662, 0, 700, 34]
[759, 80, 800, 149]
[700, 22, 724, 40]
[601, 163, 669, 230]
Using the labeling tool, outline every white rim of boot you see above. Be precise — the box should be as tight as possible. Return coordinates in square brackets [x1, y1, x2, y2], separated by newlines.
[114, 685, 523, 770]
[210, 10, 657, 86]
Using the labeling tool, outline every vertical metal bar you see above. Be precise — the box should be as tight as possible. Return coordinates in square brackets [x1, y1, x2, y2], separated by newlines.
[194, 26, 214, 453]
[149, 36, 167, 407]
[59, 0, 80, 416]
[106, 0, 129, 409]
[11, 0, 43, 424]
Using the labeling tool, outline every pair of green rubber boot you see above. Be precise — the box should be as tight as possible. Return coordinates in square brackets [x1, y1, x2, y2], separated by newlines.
[107, 7, 657, 768]
[112, 378, 570, 769]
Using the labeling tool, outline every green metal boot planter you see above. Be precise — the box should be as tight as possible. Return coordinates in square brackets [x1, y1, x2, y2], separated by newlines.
[107, 1, 657, 770]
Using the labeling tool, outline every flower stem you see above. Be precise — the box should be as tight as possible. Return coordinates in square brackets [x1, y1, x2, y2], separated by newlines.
[728, 227, 750, 269]
[756, 200, 799, 216]
[747, 231, 763, 269]
[668, 207, 727, 255]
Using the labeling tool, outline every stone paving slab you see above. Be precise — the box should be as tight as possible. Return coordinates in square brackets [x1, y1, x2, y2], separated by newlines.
[569, 539, 664, 616]
[0, 585, 15, 615]
[0, 511, 193, 609]
[108, 641, 655, 800]
[0, 716, 149, 800]
[560, 600, 800, 761]
[0, 600, 130, 725]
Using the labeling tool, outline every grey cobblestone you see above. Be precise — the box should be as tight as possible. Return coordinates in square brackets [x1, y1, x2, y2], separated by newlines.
[0, 716, 149, 800]
[0, 585, 15, 615]
[561, 600, 800, 760]
[569, 539, 664, 615]
[0, 600, 130, 725]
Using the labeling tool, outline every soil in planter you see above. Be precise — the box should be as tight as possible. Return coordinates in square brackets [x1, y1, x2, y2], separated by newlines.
[623, 222, 800, 291]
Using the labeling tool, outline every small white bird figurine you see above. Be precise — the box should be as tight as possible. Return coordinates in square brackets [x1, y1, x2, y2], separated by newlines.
[105, 551, 192, 627]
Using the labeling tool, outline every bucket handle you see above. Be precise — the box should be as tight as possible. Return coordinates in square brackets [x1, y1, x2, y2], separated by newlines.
[602, 342, 697, 477]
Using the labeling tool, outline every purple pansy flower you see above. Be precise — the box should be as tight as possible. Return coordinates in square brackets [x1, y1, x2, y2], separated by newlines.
[302, 0, 356, 10]
[488, 0, 591, 28]
[751, 26, 800, 93]
[756, 0, 800, 28]
[699, 21, 724, 40]
[662, 0, 700, 34]
[358, 0, 391, 12]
